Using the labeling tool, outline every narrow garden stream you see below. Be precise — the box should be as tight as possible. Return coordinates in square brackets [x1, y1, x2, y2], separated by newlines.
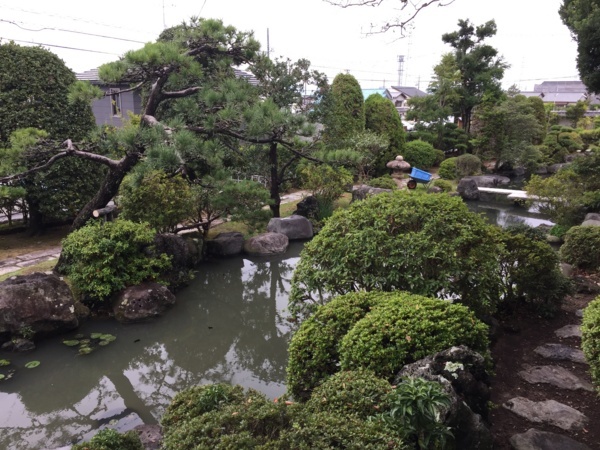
[0, 200, 552, 450]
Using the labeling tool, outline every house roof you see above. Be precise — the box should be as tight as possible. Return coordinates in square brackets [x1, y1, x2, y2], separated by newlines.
[533, 81, 587, 93]
[389, 86, 428, 98]
[520, 91, 588, 104]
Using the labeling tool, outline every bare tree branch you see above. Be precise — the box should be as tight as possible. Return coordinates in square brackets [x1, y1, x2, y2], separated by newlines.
[163, 86, 202, 98]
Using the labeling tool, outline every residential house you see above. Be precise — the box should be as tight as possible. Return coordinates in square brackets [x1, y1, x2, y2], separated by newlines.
[385, 86, 428, 118]
[76, 68, 142, 127]
[520, 80, 600, 125]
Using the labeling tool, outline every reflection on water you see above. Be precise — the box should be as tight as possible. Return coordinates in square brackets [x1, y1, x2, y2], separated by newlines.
[0, 243, 302, 450]
[0, 200, 553, 449]
[466, 198, 554, 229]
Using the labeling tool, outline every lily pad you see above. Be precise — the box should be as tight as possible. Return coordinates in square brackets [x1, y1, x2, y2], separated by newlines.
[98, 340, 110, 346]
[100, 334, 116, 342]
[79, 339, 91, 345]
[74, 334, 85, 339]
[0, 359, 10, 367]
[0, 374, 5, 380]
[25, 361, 40, 369]
[78, 347, 93, 355]
[63, 340, 80, 347]
[90, 333, 103, 339]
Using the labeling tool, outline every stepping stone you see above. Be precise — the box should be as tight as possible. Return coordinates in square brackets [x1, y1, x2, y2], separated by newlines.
[576, 309, 584, 318]
[510, 428, 591, 450]
[519, 365, 593, 391]
[503, 397, 588, 431]
[534, 343, 586, 364]
[555, 325, 582, 339]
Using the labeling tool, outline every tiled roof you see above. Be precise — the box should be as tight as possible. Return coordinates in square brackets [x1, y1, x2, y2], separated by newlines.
[390, 86, 427, 98]
[533, 81, 586, 93]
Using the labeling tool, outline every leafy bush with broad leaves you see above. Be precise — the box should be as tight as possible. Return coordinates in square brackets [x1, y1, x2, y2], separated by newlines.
[61, 219, 171, 303]
[582, 296, 600, 394]
[498, 225, 572, 316]
[368, 174, 398, 190]
[338, 296, 489, 381]
[71, 428, 143, 450]
[403, 140, 438, 169]
[560, 225, 600, 270]
[438, 157, 458, 180]
[382, 377, 452, 450]
[289, 191, 501, 320]
[286, 291, 489, 400]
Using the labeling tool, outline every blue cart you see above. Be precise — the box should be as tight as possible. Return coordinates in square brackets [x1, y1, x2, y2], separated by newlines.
[407, 168, 432, 189]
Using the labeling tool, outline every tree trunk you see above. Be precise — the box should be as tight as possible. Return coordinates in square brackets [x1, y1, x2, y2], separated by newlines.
[268, 142, 281, 218]
[25, 196, 45, 236]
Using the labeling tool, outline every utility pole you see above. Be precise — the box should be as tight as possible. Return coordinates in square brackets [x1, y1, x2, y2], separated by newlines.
[397, 55, 405, 86]
[267, 28, 270, 58]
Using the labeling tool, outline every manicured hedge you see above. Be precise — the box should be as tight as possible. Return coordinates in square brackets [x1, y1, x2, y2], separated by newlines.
[560, 225, 600, 271]
[582, 296, 600, 394]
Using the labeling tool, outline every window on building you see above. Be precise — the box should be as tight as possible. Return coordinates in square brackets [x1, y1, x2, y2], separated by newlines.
[109, 88, 121, 116]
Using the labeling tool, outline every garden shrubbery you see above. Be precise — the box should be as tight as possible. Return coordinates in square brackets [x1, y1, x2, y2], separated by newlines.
[287, 291, 489, 400]
[368, 174, 397, 190]
[61, 219, 171, 303]
[560, 225, 600, 270]
[582, 296, 600, 394]
[438, 157, 458, 180]
[438, 154, 481, 180]
[71, 429, 143, 450]
[289, 191, 502, 320]
[403, 140, 438, 170]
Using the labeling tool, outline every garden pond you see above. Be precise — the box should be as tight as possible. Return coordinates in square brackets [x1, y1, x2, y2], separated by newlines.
[0, 199, 553, 450]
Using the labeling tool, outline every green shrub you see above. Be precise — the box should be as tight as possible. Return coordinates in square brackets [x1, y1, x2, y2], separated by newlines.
[433, 149, 446, 166]
[338, 296, 489, 380]
[119, 170, 195, 233]
[382, 377, 452, 450]
[161, 384, 289, 450]
[579, 128, 600, 148]
[582, 297, 600, 394]
[305, 369, 393, 419]
[455, 153, 482, 177]
[438, 157, 458, 180]
[432, 179, 453, 192]
[61, 219, 171, 303]
[273, 409, 404, 449]
[286, 292, 388, 400]
[560, 225, 600, 270]
[498, 227, 571, 315]
[368, 174, 397, 190]
[550, 224, 571, 239]
[403, 140, 438, 170]
[71, 428, 143, 450]
[289, 191, 502, 320]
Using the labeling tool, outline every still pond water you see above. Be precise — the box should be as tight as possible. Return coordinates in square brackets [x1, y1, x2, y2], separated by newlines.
[0, 199, 552, 450]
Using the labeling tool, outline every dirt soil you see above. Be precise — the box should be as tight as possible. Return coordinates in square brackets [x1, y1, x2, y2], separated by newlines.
[0, 224, 70, 260]
[489, 282, 600, 449]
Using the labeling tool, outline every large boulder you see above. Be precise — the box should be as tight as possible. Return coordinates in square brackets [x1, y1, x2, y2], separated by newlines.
[243, 232, 289, 255]
[113, 282, 176, 323]
[351, 185, 392, 202]
[293, 195, 319, 219]
[457, 178, 480, 200]
[206, 232, 245, 257]
[0, 273, 79, 345]
[462, 175, 511, 188]
[153, 233, 203, 289]
[394, 346, 493, 450]
[267, 216, 313, 240]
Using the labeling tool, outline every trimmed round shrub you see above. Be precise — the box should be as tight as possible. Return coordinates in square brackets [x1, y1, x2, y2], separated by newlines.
[560, 225, 600, 270]
[338, 296, 489, 380]
[455, 153, 482, 177]
[289, 191, 502, 320]
[434, 149, 446, 166]
[582, 297, 600, 394]
[432, 179, 453, 192]
[161, 384, 289, 450]
[72, 429, 143, 450]
[438, 157, 457, 180]
[286, 292, 389, 400]
[499, 226, 571, 315]
[272, 409, 403, 449]
[305, 369, 393, 419]
[403, 140, 438, 169]
[61, 219, 172, 303]
[368, 174, 397, 190]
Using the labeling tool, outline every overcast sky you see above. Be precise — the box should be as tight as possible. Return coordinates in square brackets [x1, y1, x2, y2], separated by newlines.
[0, 0, 579, 92]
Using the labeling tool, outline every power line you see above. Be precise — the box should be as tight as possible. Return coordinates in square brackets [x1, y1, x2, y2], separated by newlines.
[2, 38, 121, 56]
[0, 19, 146, 44]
